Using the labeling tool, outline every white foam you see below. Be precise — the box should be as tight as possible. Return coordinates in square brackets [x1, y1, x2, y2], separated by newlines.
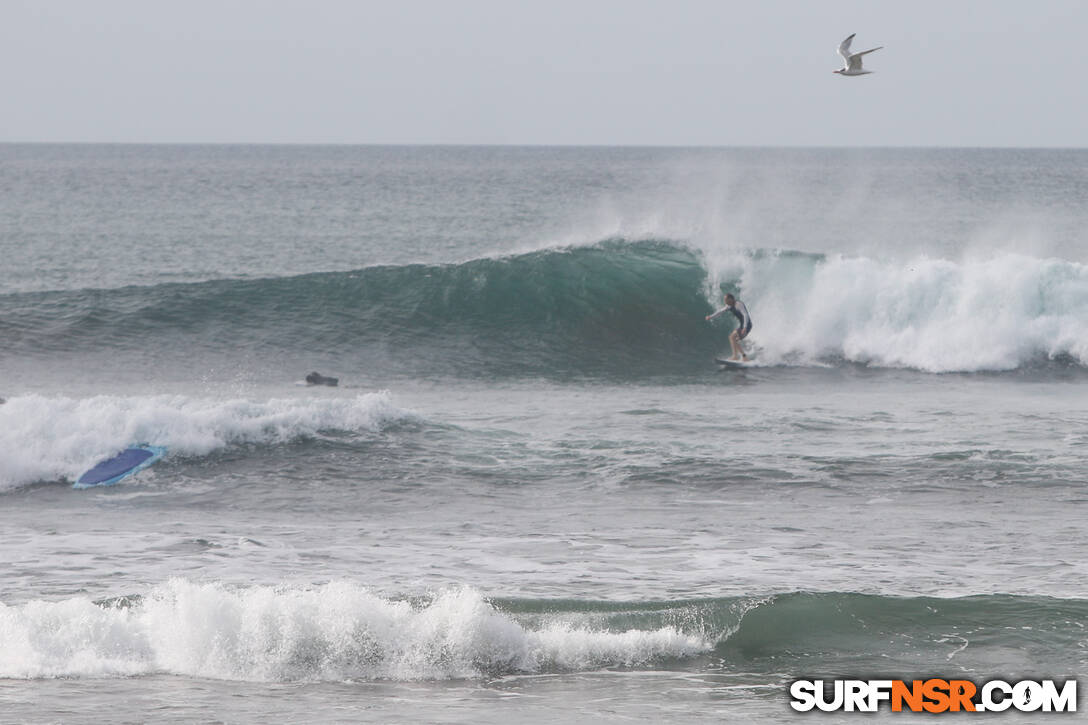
[0, 580, 710, 681]
[0, 392, 412, 491]
[718, 251, 1088, 372]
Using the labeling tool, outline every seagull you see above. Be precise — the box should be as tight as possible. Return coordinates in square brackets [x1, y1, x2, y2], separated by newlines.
[834, 33, 882, 76]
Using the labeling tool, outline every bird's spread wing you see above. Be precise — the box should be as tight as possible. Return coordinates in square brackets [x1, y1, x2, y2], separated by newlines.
[837, 33, 856, 61]
[847, 46, 882, 71]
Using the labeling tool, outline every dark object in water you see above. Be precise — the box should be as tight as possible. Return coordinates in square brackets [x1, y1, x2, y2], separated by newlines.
[305, 372, 339, 387]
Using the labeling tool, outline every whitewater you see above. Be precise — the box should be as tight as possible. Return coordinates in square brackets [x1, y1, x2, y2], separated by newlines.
[2, 144, 1087, 723]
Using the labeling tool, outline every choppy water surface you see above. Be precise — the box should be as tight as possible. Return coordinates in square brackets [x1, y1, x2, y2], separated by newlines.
[2, 145, 1087, 722]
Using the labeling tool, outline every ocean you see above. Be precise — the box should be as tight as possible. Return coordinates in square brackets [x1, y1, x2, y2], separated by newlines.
[1, 144, 1087, 723]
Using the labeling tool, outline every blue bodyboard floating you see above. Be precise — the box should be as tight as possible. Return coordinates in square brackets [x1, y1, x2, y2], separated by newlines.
[74, 445, 167, 488]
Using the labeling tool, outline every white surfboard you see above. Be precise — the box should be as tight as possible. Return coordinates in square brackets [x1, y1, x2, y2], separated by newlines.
[715, 358, 754, 368]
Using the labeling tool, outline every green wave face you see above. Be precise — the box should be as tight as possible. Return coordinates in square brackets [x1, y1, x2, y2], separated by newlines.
[497, 591, 1088, 678]
[0, 239, 732, 378]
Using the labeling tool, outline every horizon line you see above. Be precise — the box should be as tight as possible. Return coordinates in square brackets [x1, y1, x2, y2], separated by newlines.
[2, 141, 1087, 151]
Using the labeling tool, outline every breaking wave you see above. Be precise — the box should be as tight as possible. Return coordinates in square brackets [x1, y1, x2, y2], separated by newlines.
[2, 239, 1086, 376]
[2, 583, 1084, 681]
[0, 392, 412, 491]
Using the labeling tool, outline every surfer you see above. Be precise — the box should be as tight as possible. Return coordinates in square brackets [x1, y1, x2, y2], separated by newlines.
[705, 293, 752, 361]
[305, 372, 339, 387]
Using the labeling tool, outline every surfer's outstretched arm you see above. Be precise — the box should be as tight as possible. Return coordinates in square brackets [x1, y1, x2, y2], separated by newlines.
[705, 307, 728, 321]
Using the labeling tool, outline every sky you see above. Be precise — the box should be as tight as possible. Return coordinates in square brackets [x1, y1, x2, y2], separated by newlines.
[4, 0, 1087, 146]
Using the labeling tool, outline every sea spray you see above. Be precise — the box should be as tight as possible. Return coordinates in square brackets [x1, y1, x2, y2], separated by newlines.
[720, 249, 1088, 371]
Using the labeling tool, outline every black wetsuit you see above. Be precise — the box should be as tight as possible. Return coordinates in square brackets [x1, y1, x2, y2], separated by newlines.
[708, 300, 752, 337]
